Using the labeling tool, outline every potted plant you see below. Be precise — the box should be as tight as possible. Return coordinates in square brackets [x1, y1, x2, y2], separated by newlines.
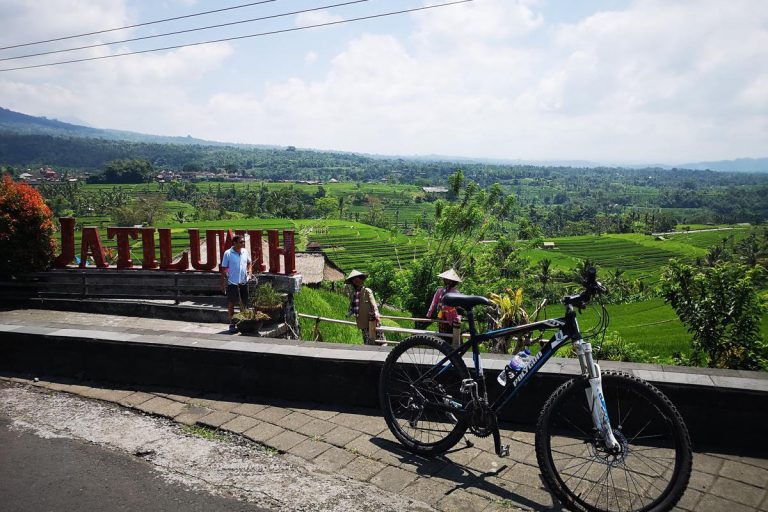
[233, 309, 270, 334]
[249, 283, 285, 323]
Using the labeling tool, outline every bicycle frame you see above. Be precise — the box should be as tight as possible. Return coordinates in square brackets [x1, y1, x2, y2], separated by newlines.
[419, 303, 620, 452]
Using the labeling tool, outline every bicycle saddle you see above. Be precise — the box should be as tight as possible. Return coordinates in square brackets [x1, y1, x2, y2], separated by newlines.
[442, 292, 493, 310]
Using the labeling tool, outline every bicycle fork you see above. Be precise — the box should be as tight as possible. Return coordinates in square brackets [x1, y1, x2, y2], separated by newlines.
[574, 340, 621, 453]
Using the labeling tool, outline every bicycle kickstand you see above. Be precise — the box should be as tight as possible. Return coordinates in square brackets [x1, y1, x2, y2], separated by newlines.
[491, 417, 509, 457]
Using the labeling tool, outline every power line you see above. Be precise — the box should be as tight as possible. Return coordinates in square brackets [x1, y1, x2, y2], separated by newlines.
[0, 0, 278, 51]
[0, 0, 369, 63]
[0, 0, 473, 73]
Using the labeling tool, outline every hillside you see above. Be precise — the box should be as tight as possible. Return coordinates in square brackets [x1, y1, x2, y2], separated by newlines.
[1, 106, 766, 173]
[0, 106, 256, 147]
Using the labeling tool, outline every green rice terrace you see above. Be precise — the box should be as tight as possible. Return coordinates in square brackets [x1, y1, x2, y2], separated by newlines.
[50, 180, 763, 360]
[522, 229, 751, 283]
[303, 220, 429, 271]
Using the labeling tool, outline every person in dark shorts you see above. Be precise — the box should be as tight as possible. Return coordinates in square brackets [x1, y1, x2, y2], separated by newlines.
[220, 235, 253, 333]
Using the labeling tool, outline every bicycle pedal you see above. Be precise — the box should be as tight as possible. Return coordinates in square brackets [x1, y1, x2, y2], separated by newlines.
[497, 444, 510, 458]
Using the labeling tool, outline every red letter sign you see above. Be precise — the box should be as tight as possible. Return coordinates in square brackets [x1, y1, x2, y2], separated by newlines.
[79, 227, 109, 268]
[107, 227, 139, 269]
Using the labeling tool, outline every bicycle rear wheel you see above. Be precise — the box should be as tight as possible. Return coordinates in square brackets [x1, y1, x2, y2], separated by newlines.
[379, 335, 470, 456]
[535, 371, 692, 512]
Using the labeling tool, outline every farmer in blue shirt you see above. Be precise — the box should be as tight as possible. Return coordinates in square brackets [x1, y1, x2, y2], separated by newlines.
[220, 235, 253, 333]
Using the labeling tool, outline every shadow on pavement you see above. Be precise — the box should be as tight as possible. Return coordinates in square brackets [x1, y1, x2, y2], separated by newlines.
[370, 436, 559, 511]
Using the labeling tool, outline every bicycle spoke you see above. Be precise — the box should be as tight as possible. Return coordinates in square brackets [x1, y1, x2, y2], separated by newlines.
[538, 373, 691, 512]
[381, 336, 469, 455]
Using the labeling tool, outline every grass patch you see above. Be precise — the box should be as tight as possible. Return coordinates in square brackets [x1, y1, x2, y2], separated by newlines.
[295, 286, 421, 344]
[181, 424, 228, 441]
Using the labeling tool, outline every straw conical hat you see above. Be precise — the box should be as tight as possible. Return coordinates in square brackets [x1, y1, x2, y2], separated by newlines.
[345, 269, 368, 283]
[438, 268, 463, 283]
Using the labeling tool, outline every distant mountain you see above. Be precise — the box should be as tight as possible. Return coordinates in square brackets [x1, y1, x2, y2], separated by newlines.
[0, 106, 765, 172]
[677, 158, 768, 173]
[0, 107, 277, 149]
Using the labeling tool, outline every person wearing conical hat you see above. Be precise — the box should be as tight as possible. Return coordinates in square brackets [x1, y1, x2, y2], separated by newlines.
[346, 270, 380, 345]
[427, 268, 463, 334]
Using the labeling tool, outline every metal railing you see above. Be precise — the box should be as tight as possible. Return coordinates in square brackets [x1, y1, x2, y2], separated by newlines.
[297, 312, 468, 346]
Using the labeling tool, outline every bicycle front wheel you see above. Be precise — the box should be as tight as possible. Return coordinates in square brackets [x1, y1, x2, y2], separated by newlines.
[535, 371, 692, 512]
[379, 334, 470, 456]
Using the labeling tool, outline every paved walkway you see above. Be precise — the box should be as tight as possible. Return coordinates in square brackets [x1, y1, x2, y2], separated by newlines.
[2, 373, 766, 512]
[2, 309, 768, 511]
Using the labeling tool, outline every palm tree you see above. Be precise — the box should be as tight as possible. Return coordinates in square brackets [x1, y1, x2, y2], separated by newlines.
[538, 258, 552, 298]
[574, 258, 598, 285]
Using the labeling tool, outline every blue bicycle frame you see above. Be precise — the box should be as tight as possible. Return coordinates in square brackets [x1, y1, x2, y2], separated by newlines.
[420, 302, 620, 456]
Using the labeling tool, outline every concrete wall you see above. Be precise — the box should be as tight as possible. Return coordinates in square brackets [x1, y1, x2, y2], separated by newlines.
[1, 326, 767, 453]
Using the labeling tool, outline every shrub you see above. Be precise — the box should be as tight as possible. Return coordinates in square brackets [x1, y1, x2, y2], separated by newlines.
[0, 174, 56, 278]
[662, 260, 767, 370]
[593, 331, 659, 364]
[250, 282, 284, 309]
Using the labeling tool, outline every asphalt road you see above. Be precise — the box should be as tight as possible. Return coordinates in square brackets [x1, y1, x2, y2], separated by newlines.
[0, 416, 269, 512]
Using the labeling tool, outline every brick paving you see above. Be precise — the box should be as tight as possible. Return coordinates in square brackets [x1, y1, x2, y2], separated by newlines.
[4, 375, 767, 512]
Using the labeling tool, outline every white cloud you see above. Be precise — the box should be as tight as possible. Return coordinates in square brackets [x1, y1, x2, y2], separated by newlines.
[0, 0, 129, 50]
[0, 0, 233, 134]
[231, 0, 767, 161]
[295, 9, 345, 29]
[413, 0, 543, 44]
[0, 0, 766, 162]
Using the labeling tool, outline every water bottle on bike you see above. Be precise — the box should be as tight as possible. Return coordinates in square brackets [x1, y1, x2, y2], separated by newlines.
[496, 348, 531, 386]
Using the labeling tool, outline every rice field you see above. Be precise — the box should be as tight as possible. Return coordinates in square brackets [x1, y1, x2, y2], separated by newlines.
[303, 220, 430, 272]
[662, 228, 751, 249]
[575, 298, 692, 358]
[521, 229, 751, 283]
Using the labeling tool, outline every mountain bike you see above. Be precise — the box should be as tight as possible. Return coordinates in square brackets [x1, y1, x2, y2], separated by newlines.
[379, 269, 692, 512]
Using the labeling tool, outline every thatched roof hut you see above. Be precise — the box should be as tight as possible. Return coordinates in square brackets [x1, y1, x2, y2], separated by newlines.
[295, 252, 344, 285]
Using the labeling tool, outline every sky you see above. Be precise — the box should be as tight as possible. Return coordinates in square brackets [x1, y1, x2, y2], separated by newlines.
[0, 0, 766, 164]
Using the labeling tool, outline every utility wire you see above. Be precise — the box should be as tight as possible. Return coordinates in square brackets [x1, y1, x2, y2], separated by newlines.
[0, 0, 278, 51]
[0, 0, 473, 73]
[0, 0, 369, 62]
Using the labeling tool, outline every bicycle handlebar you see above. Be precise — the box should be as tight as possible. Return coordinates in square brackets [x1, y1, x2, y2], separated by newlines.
[562, 267, 607, 309]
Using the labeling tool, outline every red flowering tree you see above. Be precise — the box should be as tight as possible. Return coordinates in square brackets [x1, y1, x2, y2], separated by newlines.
[0, 174, 56, 277]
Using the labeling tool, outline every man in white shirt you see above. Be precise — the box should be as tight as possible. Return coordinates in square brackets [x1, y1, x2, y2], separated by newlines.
[220, 235, 253, 333]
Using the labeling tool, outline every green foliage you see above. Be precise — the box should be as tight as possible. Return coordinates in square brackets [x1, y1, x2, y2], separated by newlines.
[89, 159, 155, 184]
[392, 254, 441, 315]
[250, 283, 284, 309]
[314, 196, 337, 218]
[487, 288, 535, 354]
[592, 332, 668, 364]
[662, 260, 767, 370]
[365, 260, 398, 307]
[0, 175, 56, 277]
[181, 424, 228, 441]
[111, 195, 167, 226]
[296, 287, 364, 344]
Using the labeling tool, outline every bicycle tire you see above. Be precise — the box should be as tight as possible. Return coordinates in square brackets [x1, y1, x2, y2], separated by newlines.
[379, 334, 470, 456]
[535, 371, 692, 512]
